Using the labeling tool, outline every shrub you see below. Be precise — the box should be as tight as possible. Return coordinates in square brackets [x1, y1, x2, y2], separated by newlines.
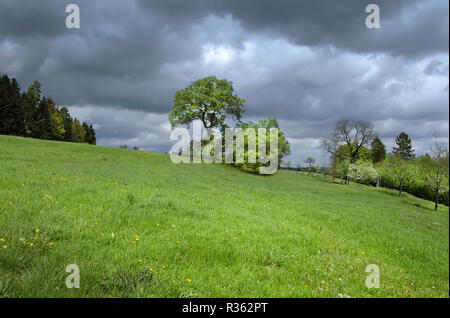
[348, 160, 378, 185]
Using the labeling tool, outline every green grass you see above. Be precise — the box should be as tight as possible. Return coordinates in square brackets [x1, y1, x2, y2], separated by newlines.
[0, 134, 448, 298]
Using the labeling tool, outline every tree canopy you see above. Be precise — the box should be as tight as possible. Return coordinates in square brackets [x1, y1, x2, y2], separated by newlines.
[322, 119, 376, 163]
[169, 76, 245, 129]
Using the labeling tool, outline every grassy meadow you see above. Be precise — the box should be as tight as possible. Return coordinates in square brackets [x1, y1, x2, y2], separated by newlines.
[0, 134, 448, 298]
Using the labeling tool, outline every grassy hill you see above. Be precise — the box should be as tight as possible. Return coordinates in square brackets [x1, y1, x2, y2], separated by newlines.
[0, 134, 448, 298]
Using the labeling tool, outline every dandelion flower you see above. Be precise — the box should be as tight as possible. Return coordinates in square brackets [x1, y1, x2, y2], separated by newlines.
[161, 265, 166, 269]
[186, 279, 192, 283]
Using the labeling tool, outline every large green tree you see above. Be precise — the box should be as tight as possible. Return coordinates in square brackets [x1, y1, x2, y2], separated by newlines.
[392, 132, 415, 160]
[169, 76, 245, 129]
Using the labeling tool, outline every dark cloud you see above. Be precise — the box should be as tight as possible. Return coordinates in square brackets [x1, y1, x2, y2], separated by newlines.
[0, 0, 448, 163]
[137, 0, 448, 57]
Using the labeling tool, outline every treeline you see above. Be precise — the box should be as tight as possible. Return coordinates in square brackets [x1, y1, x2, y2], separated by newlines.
[318, 119, 449, 210]
[0, 74, 96, 144]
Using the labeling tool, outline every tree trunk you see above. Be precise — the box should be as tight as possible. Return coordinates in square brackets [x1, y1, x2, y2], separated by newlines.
[398, 180, 402, 196]
[435, 189, 439, 212]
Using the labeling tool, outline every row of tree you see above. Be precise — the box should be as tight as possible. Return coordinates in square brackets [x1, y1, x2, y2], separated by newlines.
[0, 74, 96, 144]
[317, 119, 448, 211]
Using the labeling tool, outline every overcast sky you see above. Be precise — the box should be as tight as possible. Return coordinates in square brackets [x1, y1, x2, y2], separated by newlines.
[1, 0, 448, 164]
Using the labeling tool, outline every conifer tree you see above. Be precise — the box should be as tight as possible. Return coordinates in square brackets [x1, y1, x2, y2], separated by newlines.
[72, 119, 85, 143]
[0, 75, 25, 136]
[392, 132, 415, 160]
[23, 81, 42, 137]
[60, 107, 74, 142]
[370, 137, 386, 163]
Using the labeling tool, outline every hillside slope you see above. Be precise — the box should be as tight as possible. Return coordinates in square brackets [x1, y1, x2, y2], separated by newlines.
[0, 135, 448, 297]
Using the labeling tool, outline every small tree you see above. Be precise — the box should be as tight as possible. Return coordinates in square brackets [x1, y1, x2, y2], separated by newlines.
[295, 163, 302, 171]
[305, 157, 315, 175]
[392, 132, 415, 160]
[421, 134, 449, 212]
[371, 137, 386, 163]
[335, 159, 350, 184]
[386, 154, 410, 196]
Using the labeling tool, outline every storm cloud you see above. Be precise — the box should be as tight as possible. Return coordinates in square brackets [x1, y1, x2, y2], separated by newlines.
[0, 0, 448, 163]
